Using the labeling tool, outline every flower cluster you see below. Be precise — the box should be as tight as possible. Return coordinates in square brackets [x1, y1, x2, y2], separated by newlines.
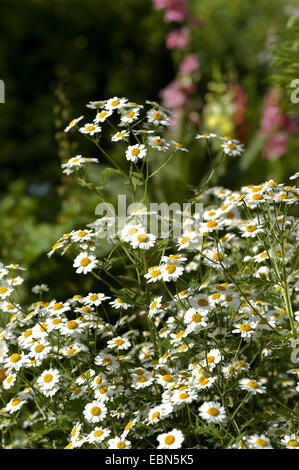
[0, 97, 298, 449]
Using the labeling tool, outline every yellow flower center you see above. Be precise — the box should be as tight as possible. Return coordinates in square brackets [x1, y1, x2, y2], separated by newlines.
[151, 269, 161, 278]
[226, 143, 236, 150]
[288, 439, 298, 447]
[207, 407, 219, 416]
[117, 441, 126, 449]
[131, 148, 140, 156]
[89, 294, 98, 301]
[240, 324, 251, 331]
[246, 224, 257, 232]
[256, 439, 267, 447]
[111, 100, 119, 107]
[94, 429, 103, 437]
[90, 406, 101, 416]
[207, 220, 218, 229]
[137, 234, 148, 243]
[197, 298, 208, 307]
[153, 112, 162, 121]
[162, 374, 173, 382]
[247, 380, 258, 388]
[11, 399, 20, 407]
[80, 257, 91, 267]
[164, 435, 175, 445]
[191, 313, 202, 323]
[10, 354, 20, 363]
[114, 339, 124, 346]
[97, 111, 107, 119]
[43, 374, 53, 383]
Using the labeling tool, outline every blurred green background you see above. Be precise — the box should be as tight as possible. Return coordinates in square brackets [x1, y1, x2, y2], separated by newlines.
[0, 0, 298, 301]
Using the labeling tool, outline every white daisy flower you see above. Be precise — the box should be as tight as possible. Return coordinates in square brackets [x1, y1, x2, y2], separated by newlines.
[125, 144, 147, 163]
[94, 109, 113, 123]
[111, 130, 129, 142]
[247, 434, 272, 449]
[160, 263, 184, 282]
[148, 135, 170, 151]
[36, 369, 60, 390]
[108, 436, 131, 449]
[239, 378, 266, 394]
[129, 231, 156, 250]
[109, 298, 131, 309]
[121, 107, 141, 125]
[86, 427, 111, 444]
[157, 429, 184, 449]
[79, 123, 102, 135]
[83, 401, 108, 423]
[73, 252, 98, 274]
[106, 336, 131, 351]
[198, 401, 226, 424]
[6, 397, 26, 414]
[221, 139, 245, 157]
[105, 97, 128, 111]
[281, 434, 299, 449]
[64, 116, 84, 132]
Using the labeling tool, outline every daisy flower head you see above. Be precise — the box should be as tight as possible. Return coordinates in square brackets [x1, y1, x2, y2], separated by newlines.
[247, 434, 272, 449]
[61, 156, 86, 175]
[31, 284, 49, 295]
[221, 139, 245, 157]
[0, 286, 13, 300]
[86, 427, 111, 444]
[240, 221, 264, 238]
[6, 397, 26, 414]
[239, 378, 266, 394]
[64, 116, 84, 132]
[79, 123, 102, 136]
[105, 96, 128, 111]
[86, 100, 106, 109]
[94, 353, 119, 371]
[148, 296, 163, 318]
[4, 352, 27, 372]
[120, 107, 141, 125]
[144, 265, 163, 283]
[198, 401, 226, 424]
[289, 171, 299, 180]
[36, 369, 60, 390]
[170, 140, 189, 152]
[157, 428, 184, 449]
[129, 231, 156, 250]
[147, 108, 170, 127]
[125, 144, 147, 163]
[111, 130, 129, 142]
[196, 132, 217, 140]
[94, 108, 113, 123]
[106, 336, 131, 351]
[109, 297, 131, 309]
[73, 252, 98, 274]
[184, 308, 208, 330]
[148, 135, 170, 152]
[232, 321, 258, 339]
[85, 292, 111, 307]
[2, 373, 17, 390]
[281, 434, 299, 449]
[161, 262, 184, 282]
[108, 436, 131, 449]
[83, 401, 108, 423]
